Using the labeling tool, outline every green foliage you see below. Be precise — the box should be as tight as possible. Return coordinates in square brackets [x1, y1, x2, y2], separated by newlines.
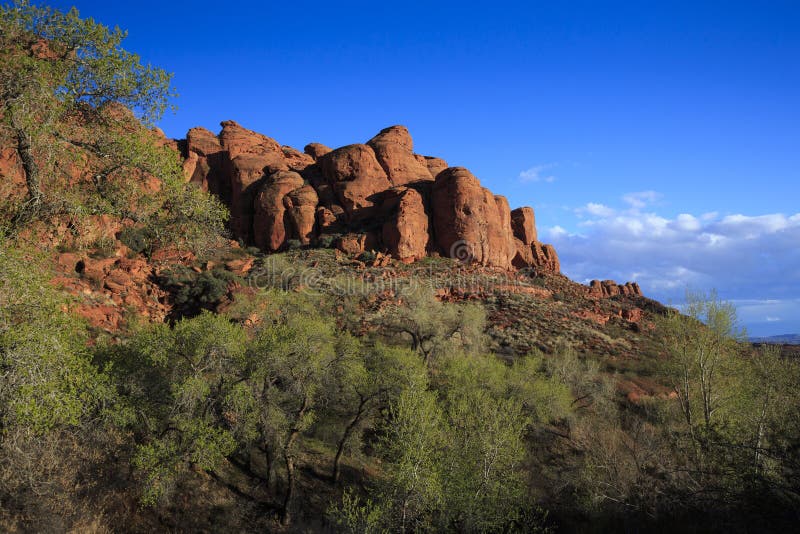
[327, 489, 388, 534]
[158, 265, 238, 318]
[375, 284, 488, 363]
[0, 236, 120, 516]
[108, 312, 246, 504]
[377, 383, 445, 531]
[118, 224, 149, 254]
[317, 233, 340, 248]
[0, 0, 228, 252]
[441, 380, 528, 530]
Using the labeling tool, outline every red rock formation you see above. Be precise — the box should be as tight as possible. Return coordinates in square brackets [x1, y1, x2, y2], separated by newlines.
[382, 187, 429, 262]
[281, 146, 315, 172]
[335, 232, 379, 255]
[253, 171, 304, 251]
[510, 207, 537, 245]
[304, 142, 332, 160]
[284, 185, 319, 245]
[419, 155, 448, 179]
[494, 196, 518, 267]
[184, 127, 224, 192]
[431, 167, 514, 269]
[317, 144, 392, 218]
[171, 123, 582, 279]
[367, 125, 432, 186]
[530, 242, 560, 273]
[588, 279, 643, 298]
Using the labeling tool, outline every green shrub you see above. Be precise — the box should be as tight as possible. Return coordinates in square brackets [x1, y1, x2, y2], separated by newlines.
[119, 226, 152, 255]
[157, 266, 239, 318]
[285, 238, 303, 251]
[317, 233, 340, 249]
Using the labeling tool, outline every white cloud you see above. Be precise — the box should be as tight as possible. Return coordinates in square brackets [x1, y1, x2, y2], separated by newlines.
[548, 198, 800, 335]
[519, 164, 557, 183]
[622, 190, 661, 209]
[577, 202, 615, 218]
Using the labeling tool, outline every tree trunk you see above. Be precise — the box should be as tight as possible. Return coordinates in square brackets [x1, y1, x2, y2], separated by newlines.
[281, 395, 308, 526]
[264, 442, 274, 491]
[15, 127, 42, 206]
[332, 396, 368, 483]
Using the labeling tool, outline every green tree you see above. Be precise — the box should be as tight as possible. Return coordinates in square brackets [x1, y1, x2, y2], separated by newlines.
[239, 293, 339, 526]
[657, 290, 744, 477]
[324, 340, 427, 483]
[107, 312, 245, 505]
[378, 382, 445, 532]
[440, 371, 528, 530]
[0, 1, 227, 251]
[376, 285, 487, 364]
[0, 237, 119, 527]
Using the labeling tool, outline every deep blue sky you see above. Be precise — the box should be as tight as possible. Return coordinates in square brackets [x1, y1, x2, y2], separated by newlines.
[48, 1, 800, 335]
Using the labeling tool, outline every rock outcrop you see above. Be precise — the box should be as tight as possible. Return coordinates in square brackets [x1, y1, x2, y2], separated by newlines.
[284, 185, 319, 245]
[253, 171, 304, 251]
[317, 144, 392, 218]
[588, 280, 643, 298]
[511, 207, 537, 245]
[382, 187, 429, 262]
[367, 125, 432, 186]
[431, 167, 515, 268]
[171, 121, 631, 291]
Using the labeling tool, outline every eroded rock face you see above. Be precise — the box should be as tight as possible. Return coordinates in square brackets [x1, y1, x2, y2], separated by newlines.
[531, 242, 560, 273]
[173, 122, 584, 280]
[367, 125, 432, 186]
[494, 196, 518, 267]
[284, 185, 319, 245]
[511, 207, 537, 245]
[184, 127, 224, 193]
[588, 279, 643, 298]
[304, 142, 332, 160]
[419, 155, 448, 179]
[431, 167, 514, 269]
[253, 171, 304, 251]
[318, 144, 392, 218]
[382, 187, 429, 262]
[281, 146, 315, 172]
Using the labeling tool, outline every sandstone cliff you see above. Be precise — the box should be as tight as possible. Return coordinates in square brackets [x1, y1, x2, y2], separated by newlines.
[178, 121, 571, 276]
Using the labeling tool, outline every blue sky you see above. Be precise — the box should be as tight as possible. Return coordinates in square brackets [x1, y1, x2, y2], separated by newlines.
[49, 1, 800, 335]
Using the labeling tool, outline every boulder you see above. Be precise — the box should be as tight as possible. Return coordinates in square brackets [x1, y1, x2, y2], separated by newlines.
[530, 242, 560, 273]
[281, 146, 315, 172]
[367, 125, 432, 186]
[419, 155, 448, 179]
[431, 167, 514, 268]
[228, 154, 275, 241]
[316, 205, 346, 233]
[335, 232, 379, 255]
[253, 171, 304, 251]
[186, 126, 222, 157]
[511, 207, 537, 245]
[283, 185, 319, 245]
[318, 144, 392, 218]
[304, 142, 332, 160]
[382, 187, 429, 262]
[219, 120, 285, 166]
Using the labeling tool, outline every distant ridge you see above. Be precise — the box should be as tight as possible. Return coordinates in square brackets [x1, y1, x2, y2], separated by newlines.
[750, 334, 800, 345]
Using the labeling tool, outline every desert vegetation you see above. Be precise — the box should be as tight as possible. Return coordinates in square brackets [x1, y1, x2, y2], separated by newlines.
[1, 2, 798, 532]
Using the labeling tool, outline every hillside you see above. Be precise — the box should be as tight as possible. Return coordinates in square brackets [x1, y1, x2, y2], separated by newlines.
[2, 4, 799, 533]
